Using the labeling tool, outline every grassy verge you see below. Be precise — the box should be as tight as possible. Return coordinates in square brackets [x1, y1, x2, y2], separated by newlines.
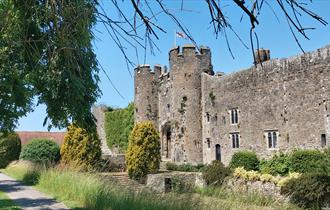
[0, 190, 21, 210]
[2, 161, 301, 210]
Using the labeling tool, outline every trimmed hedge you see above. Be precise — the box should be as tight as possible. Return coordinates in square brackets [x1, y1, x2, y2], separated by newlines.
[20, 138, 60, 165]
[288, 149, 326, 174]
[0, 133, 21, 168]
[166, 162, 204, 172]
[61, 124, 101, 170]
[202, 160, 231, 186]
[125, 121, 161, 180]
[104, 103, 134, 152]
[259, 152, 290, 176]
[229, 150, 259, 171]
[281, 173, 330, 209]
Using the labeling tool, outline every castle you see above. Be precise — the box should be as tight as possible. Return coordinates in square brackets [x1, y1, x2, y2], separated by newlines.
[134, 44, 330, 165]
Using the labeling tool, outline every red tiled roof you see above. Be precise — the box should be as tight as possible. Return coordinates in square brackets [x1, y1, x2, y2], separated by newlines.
[16, 131, 66, 145]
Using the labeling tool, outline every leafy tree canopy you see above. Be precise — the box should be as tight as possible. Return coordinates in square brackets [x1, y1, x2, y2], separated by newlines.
[0, 0, 100, 131]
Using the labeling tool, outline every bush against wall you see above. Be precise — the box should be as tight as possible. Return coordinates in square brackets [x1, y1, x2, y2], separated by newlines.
[229, 151, 259, 171]
[20, 138, 60, 165]
[280, 173, 330, 209]
[0, 133, 21, 168]
[288, 149, 326, 174]
[61, 124, 101, 170]
[125, 121, 161, 180]
[104, 103, 134, 152]
[202, 160, 231, 186]
[259, 153, 290, 176]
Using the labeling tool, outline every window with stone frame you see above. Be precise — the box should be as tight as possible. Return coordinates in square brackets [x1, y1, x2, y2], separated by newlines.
[266, 130, 278, 149]
[230, 132, 240, 148]
[230, 108, 239, 124]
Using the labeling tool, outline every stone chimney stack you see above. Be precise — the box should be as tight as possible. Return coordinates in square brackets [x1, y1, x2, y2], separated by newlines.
[254, 49, 270, 64]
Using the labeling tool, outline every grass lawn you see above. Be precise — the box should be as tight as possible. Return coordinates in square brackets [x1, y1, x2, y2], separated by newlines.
[0, 190, 21, 210]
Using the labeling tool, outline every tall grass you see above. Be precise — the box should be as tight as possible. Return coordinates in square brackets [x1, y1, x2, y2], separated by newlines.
[194, 186, 301, 210]
[2, 161, 197, 210]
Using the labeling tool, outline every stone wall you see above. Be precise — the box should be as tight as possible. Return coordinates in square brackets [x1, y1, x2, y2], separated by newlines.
[225, 178, 287, 201]
[146, 171, 206, 193]
[92, 105, 113, 156]
[202, 45, 330, 164]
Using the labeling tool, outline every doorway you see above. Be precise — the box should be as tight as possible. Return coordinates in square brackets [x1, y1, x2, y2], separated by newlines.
[215, 144, 221, 161]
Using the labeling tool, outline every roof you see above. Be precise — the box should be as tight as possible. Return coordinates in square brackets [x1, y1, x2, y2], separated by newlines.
[16, 131, 66, 145]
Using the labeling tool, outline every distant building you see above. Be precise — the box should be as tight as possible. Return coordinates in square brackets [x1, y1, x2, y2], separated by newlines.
[17, 131, 65, 145]
[133, 44, 330, 165]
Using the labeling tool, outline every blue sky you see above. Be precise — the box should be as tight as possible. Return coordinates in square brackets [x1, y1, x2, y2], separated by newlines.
[17, 0, 330, 131]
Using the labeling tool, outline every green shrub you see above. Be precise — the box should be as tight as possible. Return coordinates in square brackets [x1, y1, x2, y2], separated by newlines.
[60, 124, 101, 170]
[259, 153, 290, 176]
[166, 162, 204, 172]
[104, 103, 134, 151]
[125, 121, 161, 180]
[202, 160, 231, 186]
[324, 148, 330, 174]
[289, 149, 326, 174]
[281, 173, 330, 209]
[0, 133, 21, 168]
[229, 151, 259, 171]
[20, 138, 60, 165]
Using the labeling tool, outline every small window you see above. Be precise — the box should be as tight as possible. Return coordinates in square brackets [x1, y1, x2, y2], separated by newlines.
[206, 112, 210, 122]
[231, 132, 240, 148]
[266, 130, 278, 149]
[206, 138, 211, 148]
[230, 109, 239, 124]
[321, 134, 326, 147]
[167, 104, 170, 111]
[214, 114, 218, 125]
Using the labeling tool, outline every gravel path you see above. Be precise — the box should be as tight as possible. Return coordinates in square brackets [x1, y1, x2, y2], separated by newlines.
[0, 173, 69, 210]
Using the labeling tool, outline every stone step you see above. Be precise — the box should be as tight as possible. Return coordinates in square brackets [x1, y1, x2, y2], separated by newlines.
[100, 172, 146, 191]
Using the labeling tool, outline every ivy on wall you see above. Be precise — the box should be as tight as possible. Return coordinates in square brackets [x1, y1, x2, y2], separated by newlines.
[104, 103, 134, 152]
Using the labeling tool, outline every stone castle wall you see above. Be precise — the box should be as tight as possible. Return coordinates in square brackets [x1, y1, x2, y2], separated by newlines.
[202, 45, 330, 164]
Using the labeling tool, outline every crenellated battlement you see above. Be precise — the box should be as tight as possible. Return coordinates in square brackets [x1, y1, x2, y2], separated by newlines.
[169, 44, 211, 60]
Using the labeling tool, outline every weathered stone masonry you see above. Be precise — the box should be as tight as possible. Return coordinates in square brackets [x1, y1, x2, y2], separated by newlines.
[134, 44, 330, 165]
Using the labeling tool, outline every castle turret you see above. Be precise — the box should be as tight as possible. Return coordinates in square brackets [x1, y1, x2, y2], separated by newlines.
[134, 65, 159, 127]
[168, 44, 213, 164]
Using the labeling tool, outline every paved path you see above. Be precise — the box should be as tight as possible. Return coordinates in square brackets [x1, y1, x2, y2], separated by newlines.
[0, 173, 69, 210]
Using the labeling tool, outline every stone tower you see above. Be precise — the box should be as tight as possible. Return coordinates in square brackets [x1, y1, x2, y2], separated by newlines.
[168, 44, 213, 164]
[134, 64, 161, 126]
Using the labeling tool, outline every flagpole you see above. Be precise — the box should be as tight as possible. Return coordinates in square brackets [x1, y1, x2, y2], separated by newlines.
[174, 30, 176, 47]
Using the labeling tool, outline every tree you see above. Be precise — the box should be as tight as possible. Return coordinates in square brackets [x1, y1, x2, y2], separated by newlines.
[126, 121, 161, 180]
[0, 0, 327, 131]
[0, 0, 100, 131]
[60, 124, 101, 170]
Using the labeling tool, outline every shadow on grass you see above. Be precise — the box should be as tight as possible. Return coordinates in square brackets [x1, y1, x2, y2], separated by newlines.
[0, 199, 21, 210]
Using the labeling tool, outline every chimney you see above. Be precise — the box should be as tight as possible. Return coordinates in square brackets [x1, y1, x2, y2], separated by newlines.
[254, 49, 270, 64]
